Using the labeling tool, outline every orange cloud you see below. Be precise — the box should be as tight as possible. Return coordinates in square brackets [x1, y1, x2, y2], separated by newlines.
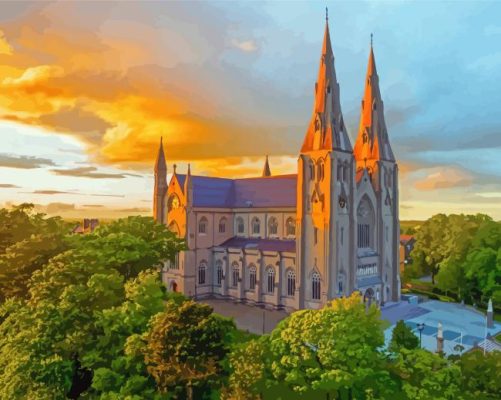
[414, 167, 473, 191]
[0, 30, 13, 55]
[0, 2, 300, 177]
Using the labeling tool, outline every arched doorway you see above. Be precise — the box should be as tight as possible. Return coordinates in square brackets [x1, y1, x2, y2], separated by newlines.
[170, 280, 178, 292]
[364, 288, 374, 307]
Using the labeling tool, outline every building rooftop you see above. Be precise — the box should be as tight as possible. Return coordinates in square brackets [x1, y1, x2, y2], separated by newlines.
[218, 236, 296, 253]
[175, 174, 297, 208]
[400, 234, 415, 244]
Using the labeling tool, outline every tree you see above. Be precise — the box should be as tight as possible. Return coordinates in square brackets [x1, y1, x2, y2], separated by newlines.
[0, 216, 185, 399]
[0, 204, 71, 301]
[390, 348, 462, 400]
[143, 300, 236, 399]
[223, 338, 269, 400]
[266, 293, 395, 399]
[389, 320, 418, 353]
[457, 350, 501, 399]
[412, 213, 491, 285]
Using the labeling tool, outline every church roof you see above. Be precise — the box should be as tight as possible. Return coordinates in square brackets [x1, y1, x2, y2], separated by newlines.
[175, 174, 297, 208]
[301, 18, 352, 153]
[219, 236, 296, 253]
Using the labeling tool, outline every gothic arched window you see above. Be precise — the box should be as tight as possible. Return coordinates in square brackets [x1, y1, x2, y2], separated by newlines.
[167, 194, 180, 211]
[232, 263, 239, 287]
[198, 262, 207, 285]
[309, 161, 315, 180]
[268, 217, 278, 236]
[251, 217, 260, 235]
[357, 196, 375, 249]
[312, 272, 321, 300]
[236, 217, 245, 235]
[343, 162, 349, 181]
[215, 260, 223, 286]
[218, 217, 227, 234]
[287, 269, 296, 297]
[286, 217, 295, 236]
[248, 265, 256, 291]
[198, 217, 208, 234]
[266, 266, 275, 294]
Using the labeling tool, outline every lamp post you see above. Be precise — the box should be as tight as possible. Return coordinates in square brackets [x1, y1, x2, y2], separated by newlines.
[417, 323, 425, 348]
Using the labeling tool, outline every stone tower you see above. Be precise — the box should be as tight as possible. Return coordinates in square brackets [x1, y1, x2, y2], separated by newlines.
[296, 16, 355, 309]
[353, 42, 400, 303]
[153, 137, 167, 224]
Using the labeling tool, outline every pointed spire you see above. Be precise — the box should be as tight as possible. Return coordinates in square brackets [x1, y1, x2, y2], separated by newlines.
[262, 155, 272, 177]
[154, 137, 167, 173]
[184, 163, 193, 206]
[300, 14, 352, 153]
[353, 41, 394, 172]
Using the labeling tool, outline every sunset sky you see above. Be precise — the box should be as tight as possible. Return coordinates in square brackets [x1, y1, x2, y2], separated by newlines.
[1, 1, 501, 220]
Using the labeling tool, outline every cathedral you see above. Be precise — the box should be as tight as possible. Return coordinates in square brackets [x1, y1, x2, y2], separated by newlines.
[153, 18, 400, 311]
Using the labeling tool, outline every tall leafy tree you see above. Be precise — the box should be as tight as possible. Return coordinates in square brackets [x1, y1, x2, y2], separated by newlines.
[457, 350, 501, 399]
[143, 300, 236, 400]
[0, 204, 71, 301]
[390, 348, 462, 400]
[389, 320, 419, 353]
[0, 216, 185, 399]
[266, 293, 394, 399]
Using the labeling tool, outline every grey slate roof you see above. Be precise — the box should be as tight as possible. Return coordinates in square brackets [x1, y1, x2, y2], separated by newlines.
[219, 236, 296, 253]
[174, 174, 297, 208]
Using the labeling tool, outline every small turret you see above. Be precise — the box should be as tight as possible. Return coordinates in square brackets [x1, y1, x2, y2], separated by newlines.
[184, 163, 193, 208]
[153, 137, 167, 223]
[262, 155, 272, 177]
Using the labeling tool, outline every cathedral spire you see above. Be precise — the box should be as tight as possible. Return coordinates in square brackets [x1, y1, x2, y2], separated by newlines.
[154, 137, 167, 173]
[262, 155, 272, 177]
[353, 40, 395, 169]
[301, 15, 352, 153]
[153, 137, 167, 223]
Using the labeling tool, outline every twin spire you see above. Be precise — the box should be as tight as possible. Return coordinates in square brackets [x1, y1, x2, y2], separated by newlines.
[301, 15, 351, 153]
[353, 42, 395, 164]
[302, 14, 395, 166]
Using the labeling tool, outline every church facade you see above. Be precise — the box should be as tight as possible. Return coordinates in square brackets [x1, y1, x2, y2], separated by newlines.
[154, 19, 400, 311]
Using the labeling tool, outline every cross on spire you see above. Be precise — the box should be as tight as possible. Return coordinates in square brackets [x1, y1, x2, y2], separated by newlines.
[370, 33, 373, 47]
[326, 6, 328, 22]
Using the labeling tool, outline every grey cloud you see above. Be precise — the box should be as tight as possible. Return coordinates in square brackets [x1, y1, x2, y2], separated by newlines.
[0, 153, 56, 169]
[51, 166, 141, 179]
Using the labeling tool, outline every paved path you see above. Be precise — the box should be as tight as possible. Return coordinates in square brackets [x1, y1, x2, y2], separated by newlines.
[383, 300, 501, 355]
[202, 299, 289, 334]
[201, 298, 500, 355]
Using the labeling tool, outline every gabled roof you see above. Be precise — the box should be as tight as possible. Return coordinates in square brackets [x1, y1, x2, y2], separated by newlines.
[173, 174, 297, 208]
[219, 236, 296, 253]
[400, 234, 415, 244]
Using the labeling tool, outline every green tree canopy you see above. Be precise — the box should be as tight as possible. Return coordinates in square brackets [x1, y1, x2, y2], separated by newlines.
[143, 299, 236, 400]
[389, 320, 419, 353]
[0, 215, 185, 399]
[0, 203, 72, 301]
